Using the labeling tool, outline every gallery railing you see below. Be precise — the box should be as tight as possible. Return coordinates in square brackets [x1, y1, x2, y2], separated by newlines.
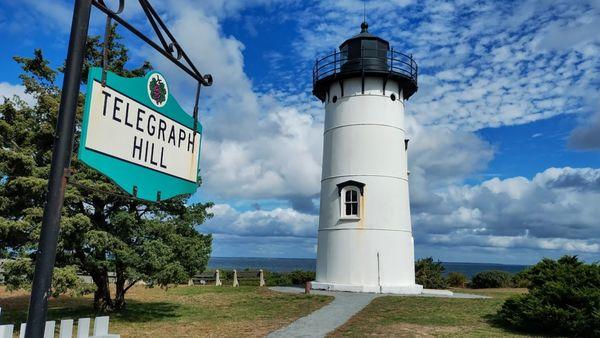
[313, 48, 418, 86]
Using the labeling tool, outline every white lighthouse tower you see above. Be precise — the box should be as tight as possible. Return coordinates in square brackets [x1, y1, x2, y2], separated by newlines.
[310, 22, 422, 294]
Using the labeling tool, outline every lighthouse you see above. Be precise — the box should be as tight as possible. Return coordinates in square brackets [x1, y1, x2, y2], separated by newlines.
[310, 22, 422, 294]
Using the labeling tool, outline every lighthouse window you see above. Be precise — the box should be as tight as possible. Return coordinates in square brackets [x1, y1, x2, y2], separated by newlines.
[362, 40, 377, 58]
[340, 46, 348, 64]
[342, 187, 360, 218]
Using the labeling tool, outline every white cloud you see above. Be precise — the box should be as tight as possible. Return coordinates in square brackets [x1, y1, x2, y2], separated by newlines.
[569, 110, 600, 150]
[142, 4, 324, 202]
[413, 167, 600, 254]
[210, 233, 317, 258]
[292, 0, 600, 131]
[201, 204, 318, 238]
[0, 82, 35, 106]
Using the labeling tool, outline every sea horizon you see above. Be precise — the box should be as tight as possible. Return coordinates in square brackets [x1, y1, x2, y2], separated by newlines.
[208, 256, 529, 278]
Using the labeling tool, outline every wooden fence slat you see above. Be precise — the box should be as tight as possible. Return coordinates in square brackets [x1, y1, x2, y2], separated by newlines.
[0, 324, 14, 338]
[19, 323, 26, 338]
[77, 317, 91, 338]
[44, 321, 56, 338]
[93, 316, 109, 335]
[60, 319, 74, 338]
[1, 316, 118, 338]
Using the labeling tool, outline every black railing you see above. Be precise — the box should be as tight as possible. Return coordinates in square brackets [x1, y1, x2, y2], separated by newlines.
[313, 48, 418, 86]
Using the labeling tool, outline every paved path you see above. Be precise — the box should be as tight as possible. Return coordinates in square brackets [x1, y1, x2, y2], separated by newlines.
[267, 287, 490, 338]
[267, 287, 378, 338]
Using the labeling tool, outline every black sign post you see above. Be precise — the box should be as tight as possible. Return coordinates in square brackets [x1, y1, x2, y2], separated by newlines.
[25, 0, 92, 337]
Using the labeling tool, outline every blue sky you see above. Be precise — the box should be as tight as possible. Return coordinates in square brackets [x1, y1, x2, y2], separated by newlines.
[1, 0, 599, 264]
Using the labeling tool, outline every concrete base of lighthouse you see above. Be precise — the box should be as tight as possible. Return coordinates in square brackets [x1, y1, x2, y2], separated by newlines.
[311, 228, 423, 295]
[310, 281, 423, 294]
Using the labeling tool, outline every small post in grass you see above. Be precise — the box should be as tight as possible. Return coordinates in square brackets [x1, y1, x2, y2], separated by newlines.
[232, 270, 239, 287]
[305, 281, 311, 294]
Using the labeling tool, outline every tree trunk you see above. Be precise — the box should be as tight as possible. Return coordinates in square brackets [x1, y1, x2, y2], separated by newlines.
[114, 268, 126, 311]
[92, 270, 113, 311]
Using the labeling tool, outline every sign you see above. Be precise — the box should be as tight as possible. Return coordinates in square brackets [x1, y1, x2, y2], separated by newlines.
[79, 67, 202, 201]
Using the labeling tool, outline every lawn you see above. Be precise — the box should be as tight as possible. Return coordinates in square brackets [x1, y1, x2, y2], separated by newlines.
[329, 288, 529, 337]
[0, 285, 332, 337]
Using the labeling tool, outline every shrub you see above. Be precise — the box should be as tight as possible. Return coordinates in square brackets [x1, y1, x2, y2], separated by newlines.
[288, 270, 315, 285]
[2, 259, 84, 297]
[470, 270, 512, 288]
[265, 270, 314, 286]
[510, 267, 532, 288]
[415, 257, 446, 289]
[446, 272, 467, 288]
[497, 255, 600, 336]
[266, 272, 292, 286]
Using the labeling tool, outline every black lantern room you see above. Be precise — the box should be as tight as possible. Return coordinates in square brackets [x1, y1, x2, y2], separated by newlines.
[312, 22, 418, 102]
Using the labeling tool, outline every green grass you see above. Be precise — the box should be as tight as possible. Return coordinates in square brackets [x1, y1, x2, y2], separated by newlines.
[330, 288, 530, 337]
[0, 285, 332, 337]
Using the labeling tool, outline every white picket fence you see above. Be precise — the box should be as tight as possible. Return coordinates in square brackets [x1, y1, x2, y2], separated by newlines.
[0, 315, 119, 338]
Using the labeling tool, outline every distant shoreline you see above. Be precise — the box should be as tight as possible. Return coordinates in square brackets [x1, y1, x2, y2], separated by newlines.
[208, 257, 528, 278]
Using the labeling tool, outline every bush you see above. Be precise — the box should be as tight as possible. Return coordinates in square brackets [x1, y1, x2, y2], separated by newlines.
[497, 256, 600, 336]
[445, 272, 467, 288]
[510, 267, 532, 288]
[266, 271, 292, 286]
[2, 259, 84, 297]
[415, 257, 446, 289]
[470, 270, 512, 288]
[288, 270, 315, 285]
[265, 270, 315, 286]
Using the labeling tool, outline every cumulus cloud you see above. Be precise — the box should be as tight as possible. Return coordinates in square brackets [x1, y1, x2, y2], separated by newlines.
[413, 167, 600, 253]
[568, 111, 600, 150]
[201, 204, 318, 238]
[293, 0, 600, 131]
[0, 82, 35, 106]
[143, 3, 323, 202]
[210, 233, 317, 258]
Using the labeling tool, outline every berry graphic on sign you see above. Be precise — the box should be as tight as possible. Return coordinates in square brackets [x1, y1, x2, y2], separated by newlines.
[148, 73, 168, 107]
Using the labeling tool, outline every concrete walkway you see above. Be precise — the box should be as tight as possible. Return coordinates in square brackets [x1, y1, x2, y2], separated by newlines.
[267, 287, 490, 338]
[267, 287, 378, 338]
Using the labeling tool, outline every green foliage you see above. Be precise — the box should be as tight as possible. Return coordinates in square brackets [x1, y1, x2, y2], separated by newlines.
[0, 25, 212, 311]
[265, 271, 292, 286]
[415, 257, 446, 289]
[3, 259, 83, 297]
[470, 270, 512, 288]
[265, 270, 315, 286]
[288, 270, 316, 285]
[510, 267, 532, 288]
[445, 271, 467, 288]
[497, 256, 600, 336]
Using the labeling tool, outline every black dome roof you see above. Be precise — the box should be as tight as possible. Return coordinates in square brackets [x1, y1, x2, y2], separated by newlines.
[339, 22, 389, 50]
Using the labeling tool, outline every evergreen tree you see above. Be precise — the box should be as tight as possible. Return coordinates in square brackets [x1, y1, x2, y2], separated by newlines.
[0, 26, 212, 311]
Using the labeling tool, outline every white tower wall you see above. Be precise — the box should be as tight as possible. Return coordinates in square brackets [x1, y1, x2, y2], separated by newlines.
[312, 77, 422, 294]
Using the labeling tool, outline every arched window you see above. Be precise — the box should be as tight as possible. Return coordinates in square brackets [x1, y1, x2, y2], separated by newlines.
[336, 180, 365, 219]
[342, 186, 360, 217]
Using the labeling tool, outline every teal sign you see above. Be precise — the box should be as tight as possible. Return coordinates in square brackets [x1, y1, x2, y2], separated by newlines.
[79, 67, 202, 201]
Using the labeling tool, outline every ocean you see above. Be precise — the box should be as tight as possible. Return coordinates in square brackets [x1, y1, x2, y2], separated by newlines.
[208, 257, 528, 278]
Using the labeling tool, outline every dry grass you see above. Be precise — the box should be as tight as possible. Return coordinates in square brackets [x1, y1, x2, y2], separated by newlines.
[329, 288, 529, 337]
[0, 285, 332, 337]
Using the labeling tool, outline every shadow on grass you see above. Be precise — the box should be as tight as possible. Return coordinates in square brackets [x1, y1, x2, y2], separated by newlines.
[0, 294, 183, 326]
[483, 313, 562, 337]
